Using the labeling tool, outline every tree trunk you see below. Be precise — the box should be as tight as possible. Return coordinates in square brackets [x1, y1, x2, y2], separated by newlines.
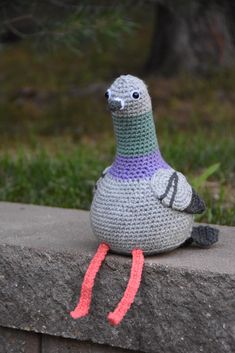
[145, 1, 235, 75]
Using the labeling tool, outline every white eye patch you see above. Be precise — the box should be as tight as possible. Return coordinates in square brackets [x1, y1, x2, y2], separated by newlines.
[107, 89, 112, 98]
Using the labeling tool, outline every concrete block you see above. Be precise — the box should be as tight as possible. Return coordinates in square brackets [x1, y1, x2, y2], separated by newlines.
[0, 202, 234, 353]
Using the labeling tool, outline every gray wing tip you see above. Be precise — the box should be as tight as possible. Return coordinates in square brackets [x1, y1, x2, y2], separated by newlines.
[185, 188, 206, 214]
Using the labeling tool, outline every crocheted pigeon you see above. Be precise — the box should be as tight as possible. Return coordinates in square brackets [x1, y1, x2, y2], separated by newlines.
[70, 74, 219, 326]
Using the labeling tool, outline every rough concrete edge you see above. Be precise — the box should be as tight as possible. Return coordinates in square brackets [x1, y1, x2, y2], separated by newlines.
[0, 239, 227, 277]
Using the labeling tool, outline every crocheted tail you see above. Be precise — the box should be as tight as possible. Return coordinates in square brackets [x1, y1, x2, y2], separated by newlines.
[108, 249, 144, 326]
[191, 225, 219, 247]
[70, 243, 109, 319]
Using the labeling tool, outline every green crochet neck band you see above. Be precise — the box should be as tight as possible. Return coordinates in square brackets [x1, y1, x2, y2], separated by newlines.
[112, 111, 159, 157]
[109, 110, 169, 180]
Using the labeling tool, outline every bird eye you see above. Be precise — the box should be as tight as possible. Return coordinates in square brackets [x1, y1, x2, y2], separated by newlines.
[105, 90, 110, 99]
[131, 91, 140, 99]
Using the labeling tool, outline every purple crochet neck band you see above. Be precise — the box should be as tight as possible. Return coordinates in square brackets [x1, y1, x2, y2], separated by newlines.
[109, 150, 170, 180]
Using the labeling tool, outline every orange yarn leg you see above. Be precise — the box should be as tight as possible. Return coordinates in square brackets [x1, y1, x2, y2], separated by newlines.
[108, 249, 144, 326]
[70, 243, 109, 319]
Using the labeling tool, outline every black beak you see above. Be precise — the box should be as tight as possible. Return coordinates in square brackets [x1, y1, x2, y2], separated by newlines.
[108, 99, 123, 112]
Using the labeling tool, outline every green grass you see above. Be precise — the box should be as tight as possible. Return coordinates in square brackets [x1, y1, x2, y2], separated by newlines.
[0, 146, 103, 210]
[0, 131, 234, 226]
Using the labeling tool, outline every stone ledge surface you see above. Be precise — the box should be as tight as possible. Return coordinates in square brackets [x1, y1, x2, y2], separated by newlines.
[0, 202, 234, 353]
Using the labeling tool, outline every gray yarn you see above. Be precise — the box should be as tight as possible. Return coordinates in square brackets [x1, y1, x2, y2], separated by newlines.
[90, 74, 197, 255]
[90, 174, 193, 255]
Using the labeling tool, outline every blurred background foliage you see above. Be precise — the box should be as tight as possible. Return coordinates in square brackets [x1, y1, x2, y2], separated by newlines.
[0, 0, 234, 225]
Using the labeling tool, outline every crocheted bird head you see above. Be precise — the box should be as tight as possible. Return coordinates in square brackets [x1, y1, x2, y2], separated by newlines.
[105, 74, 152, 117]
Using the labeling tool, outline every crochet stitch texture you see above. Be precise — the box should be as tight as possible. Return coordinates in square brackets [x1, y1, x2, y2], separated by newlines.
[70, 74, 218, 326]
[90, 75, 194, 254]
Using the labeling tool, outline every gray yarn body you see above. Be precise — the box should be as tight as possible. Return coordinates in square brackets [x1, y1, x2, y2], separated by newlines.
[90, 173, 193, 255]
[91, 75, 195, 255]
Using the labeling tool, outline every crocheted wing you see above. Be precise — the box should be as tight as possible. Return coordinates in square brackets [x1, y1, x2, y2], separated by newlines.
[93, 166, 110, 193]
[151, 169, 206, 214]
